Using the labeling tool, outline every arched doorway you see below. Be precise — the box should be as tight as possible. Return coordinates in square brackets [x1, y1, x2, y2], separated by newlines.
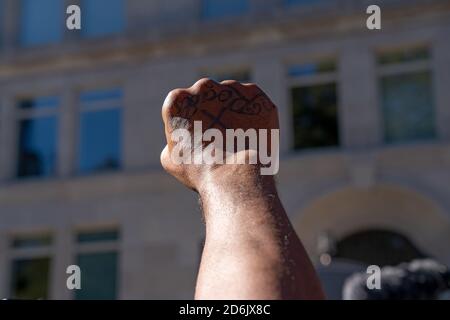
[293, 184, 450, 299]
[314, 228, 427, 299]
[334, 229, 425, 267]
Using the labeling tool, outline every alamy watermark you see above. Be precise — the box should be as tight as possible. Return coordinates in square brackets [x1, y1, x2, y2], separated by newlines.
[367, 5, 382, 30]
[65, 4, 381, 31]
[66, 5, 81, 30]
[66, 265, 81, 290]
[169, 120, 280, 176]
[366, 265, 381, 290]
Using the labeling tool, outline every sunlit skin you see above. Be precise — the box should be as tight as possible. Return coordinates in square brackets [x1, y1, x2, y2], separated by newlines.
[161, 78, 325, 300]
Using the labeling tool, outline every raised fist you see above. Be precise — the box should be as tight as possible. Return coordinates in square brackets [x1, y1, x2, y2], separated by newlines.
[160, 78, 279, 192]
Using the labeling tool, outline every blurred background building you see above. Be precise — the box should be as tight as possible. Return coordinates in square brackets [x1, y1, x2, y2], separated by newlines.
[0, 0, 449, 299]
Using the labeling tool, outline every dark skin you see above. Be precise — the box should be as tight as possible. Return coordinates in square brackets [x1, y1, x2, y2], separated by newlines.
[161, 78, 325, 299]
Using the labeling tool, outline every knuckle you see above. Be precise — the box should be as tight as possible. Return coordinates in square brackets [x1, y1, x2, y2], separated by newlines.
[220, 79, 240, 86]
[192, 78, 217, 91]
[162, 88, 185, 114]
[166, 88, 185, 102]
[243, 82, 259, 90]
[160, 146, 173, 172]
[160, 147, 168, 166]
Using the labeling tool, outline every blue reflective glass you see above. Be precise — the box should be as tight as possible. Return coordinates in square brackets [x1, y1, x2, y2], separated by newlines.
[20, 0, 63, 46]
[203, 0, 249, 19]
[17, 117, 58, 178]
[80, 88, 123, 104]
[288, 64, 318, 77]
[81, 0, 125, 38]
[79, 108, 122, 173]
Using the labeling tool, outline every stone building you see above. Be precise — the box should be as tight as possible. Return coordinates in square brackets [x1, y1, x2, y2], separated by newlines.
[0, 0, 449, 299]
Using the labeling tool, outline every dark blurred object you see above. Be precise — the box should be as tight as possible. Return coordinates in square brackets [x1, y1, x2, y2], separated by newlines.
[343, 259, 450, 300]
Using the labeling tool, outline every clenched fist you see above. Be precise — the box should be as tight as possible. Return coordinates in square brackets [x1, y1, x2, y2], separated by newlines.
[159, 78, 324, 300]
[160, 78, 280, 192]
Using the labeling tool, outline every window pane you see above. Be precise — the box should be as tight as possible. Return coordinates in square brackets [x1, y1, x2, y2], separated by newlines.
[77, 230, 119, 244]
[202, 0, 249, 20]
[75, 252, 118, 300]
[17, 116, 58, 178]
[80, 88, 123, 104]
[20, 0, 63, 46]
[79, 108, 122, 173]
[12, 235, 52, 249]
[378, 47, 429, 65]
[288, 61, 336, 77]
[381, 71, 435, 143]
[81, 0, 125, 38]
[11, 258, 51, 300]
[292, 83, 339, 149]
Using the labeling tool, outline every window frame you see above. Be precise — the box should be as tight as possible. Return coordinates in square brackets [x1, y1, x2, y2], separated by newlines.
[15, 95, 60, 179]
[8, 231, 54, 299]
[76, 87, 123, 175]
[376, 45, 436, 145]
[72, 227, 120, 300]
[287, 58, 341, 151]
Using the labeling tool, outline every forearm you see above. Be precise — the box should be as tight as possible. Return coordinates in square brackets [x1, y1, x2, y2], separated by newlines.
[195, 167, 325, 300]
[161, 78, 325, 299]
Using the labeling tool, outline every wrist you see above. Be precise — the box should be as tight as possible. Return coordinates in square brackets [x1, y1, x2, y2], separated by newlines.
[198, 165, 276, 198]
[197, 165, 279, 223]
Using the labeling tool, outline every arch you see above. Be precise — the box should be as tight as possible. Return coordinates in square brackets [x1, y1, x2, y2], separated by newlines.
[293, 184, 450, 265]
[334, 229, 425, 266]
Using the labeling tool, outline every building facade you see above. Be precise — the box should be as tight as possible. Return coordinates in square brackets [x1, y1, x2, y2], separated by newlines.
[0, 0, 450, 299]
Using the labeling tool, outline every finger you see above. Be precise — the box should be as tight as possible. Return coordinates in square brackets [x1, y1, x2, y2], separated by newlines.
[162, 89, 182, 124]
[160, 145, 172, 172]
[220, 79, 240, 86]
[190, 78, 219, 93]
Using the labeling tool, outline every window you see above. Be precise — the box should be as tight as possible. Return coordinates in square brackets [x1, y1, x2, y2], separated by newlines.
[202, 0, 249, 20]
[19, 0, 63, 46]
[81, 0, 125, 38]
[78, 88, 122, 174]
[12, 234, 52, 248]
[378, 46, 435, 143]
[10, 234, 53, 300]
[289, 60, 339, 150]
[17, 97, 59, 178]
[75, 229, 119, 300]
[288, 61, 335, 78]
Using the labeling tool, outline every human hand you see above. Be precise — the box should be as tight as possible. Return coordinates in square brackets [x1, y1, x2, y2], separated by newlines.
[160, 78, 279, 192]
